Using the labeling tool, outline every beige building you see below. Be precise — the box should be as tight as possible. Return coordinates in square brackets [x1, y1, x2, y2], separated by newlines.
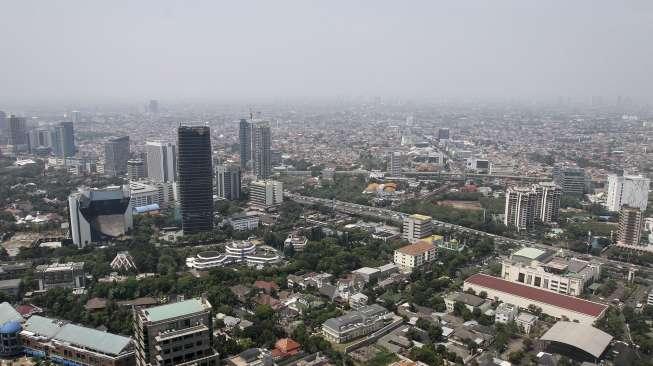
[501, 247, 601, 296]
[133, 297, 219, 366]
[394, 241, 436, 271]
[402, 214, 433, 243]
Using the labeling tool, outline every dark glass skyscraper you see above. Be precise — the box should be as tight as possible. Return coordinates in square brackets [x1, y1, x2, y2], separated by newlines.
[178, 126, 213, 234]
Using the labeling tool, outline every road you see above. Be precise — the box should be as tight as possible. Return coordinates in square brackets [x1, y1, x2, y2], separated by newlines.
[285, 191, 653, 275]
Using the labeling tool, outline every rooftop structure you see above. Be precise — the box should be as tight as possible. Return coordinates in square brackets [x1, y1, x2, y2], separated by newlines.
[322, 304, 390, 343]
[540, 321, 613, 361]
[186, 241, 281, 270]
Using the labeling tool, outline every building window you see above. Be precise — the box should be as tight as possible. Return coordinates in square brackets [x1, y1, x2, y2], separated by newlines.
[517, 273, 525, 283]
[534, 277, 541, 287]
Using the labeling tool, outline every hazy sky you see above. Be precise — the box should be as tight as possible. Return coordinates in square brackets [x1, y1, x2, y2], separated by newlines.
[1, 1, 652, 104]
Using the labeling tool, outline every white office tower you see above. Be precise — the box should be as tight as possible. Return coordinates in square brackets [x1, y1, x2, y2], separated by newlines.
[249, 180, 283, 208]
[145, 141, 177, 204]
[68, 186, 133, 248]
[534, 182, 562, 224]
[606, 174, 650, 212]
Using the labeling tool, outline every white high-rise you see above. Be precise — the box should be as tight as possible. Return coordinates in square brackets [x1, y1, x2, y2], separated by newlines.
[145, 141, 177, 183]
[606, 174, 650, 212]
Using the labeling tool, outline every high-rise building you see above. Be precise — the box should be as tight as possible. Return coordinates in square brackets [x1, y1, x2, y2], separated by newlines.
[504, 187, 538, 231]
[252, 121, 272, 179]
[249, 180, 283, 208]
[53, 121, 75, 157]
[0, 111, 6, 132]
[68, 186, 133, 248]
[104, 136, 131, 176]
[552, 164, 588, 195]
[178, 126, 213, 234]
[239, 118, 272, 179]
[606, 174, 650, 212]
[238, 119, 251, 171]
[438, 128, 450, 140]
[148, 100, 159, 115]
[70, 110, 81, 124]
[216, 164, 241, 201]
[534, 182, 562, 224]
[7, 115, 28, 153]
[505, 183, 562, 231]
[402, 214, 433, 243]
[387, 152, 402, 176]
[145, 141, 177, 183]
[616, 205, 643, 247]
[133, 297, 219, 366]
[127, 159, 146, 181]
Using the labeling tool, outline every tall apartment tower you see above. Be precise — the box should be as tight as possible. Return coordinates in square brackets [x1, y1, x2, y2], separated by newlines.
[534, 182, 562, 224]
[252, 121, 272, 179]
[249, 180, 283, 208]
[8, 115, 28, 153]
[504, 187, 538, 231]
[146, 141, 177, 182]
[606, 174, 650, 212]
[216, 164, 241, 201]
[53, 121, 75, 157]
[70, 110, 82, 124]
[402, 214, 433, 243]
[437, 128, 450, 140]
[104, 136, 131, 176]
[133, 297, 219, 366]
[387, 152, 402, 176]
[0, 111, 6, 132]
[178, 126, 213, 234]
[552, 164, 587, 195]
[238, 119, 251, 171]
[616, 206, 644, 247]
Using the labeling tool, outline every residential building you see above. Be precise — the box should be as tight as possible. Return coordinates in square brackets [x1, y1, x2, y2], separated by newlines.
[322, 304, 390, 343]
[553, 164, 588, 195]
[616, 205, 644, 247]
[129, 181, 162, 209]
[504, 182, 561, 231]
[463, 274, 608, 325]
[647, 289, 653, 306]
[494, 303, 518, 323]
[437, 128, 450, 140]
[402, 214, 433, 243]
[127, 159, 146, 181]
[284, 233, 308, 252]
[52, 121, 75, 157]
[349, 293, 369, 310]
[68, 185, 133, 248]
[145, 141, 177, 183]
[501, 247, 601, 296]
[104, 136, 131, 176]
[444, 292, 490, 313]
[133, 297, 219, 366]
[177, 126, 214, 234]
[466, 157, 491, 174]
[0, 261, 32, 280]
[387, 152, 402, 176]
[225, 348, 273, 366]
[249, 180, 283, 208]
[393, 241, 437, 271]
[216, 164, 242, 200]
[606, 174, 650, 211]
[35, 262, 85, 291]
[21, 315, 135, 365]
[516, 312, 537, 334]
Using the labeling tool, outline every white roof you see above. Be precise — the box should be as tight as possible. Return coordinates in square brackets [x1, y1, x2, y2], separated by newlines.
[540, 321, 612, 359]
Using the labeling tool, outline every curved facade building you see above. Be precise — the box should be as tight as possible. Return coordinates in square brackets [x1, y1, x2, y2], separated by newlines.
[177, 126, 213, 234]
[186, 241, 280, 269]
[0, 320, 22, 357]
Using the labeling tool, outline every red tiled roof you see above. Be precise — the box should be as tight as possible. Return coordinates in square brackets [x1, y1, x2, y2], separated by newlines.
[397, 241, 435, 256]
[465, 273, 607, 318]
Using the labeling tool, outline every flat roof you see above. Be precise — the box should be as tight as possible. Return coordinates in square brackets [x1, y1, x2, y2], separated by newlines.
[409, 214, 432, 221]
[465, 274, 607, 318]
[141, 298, 210, 322]
[540, 321, 613, 359]
[513, 247, 546, 260]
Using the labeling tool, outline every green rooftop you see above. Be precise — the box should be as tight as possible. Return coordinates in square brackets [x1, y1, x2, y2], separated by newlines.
[513, 247, 546, 260]
[143, 299, 209, 322]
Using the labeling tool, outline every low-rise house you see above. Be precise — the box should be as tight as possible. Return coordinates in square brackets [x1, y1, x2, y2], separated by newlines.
[349, 293, 368, 310]
[225, 348, 274, 366]
[231, 284, 253, 302]
[271, 338, 301, 360]
[287, 272, 333, 290]
[516, 312, 537, 334]
[494, 303, 518, 324]
[322, 304, 390, 343]
[445, 292, 491, 314]
[254, 280, 279, 294]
